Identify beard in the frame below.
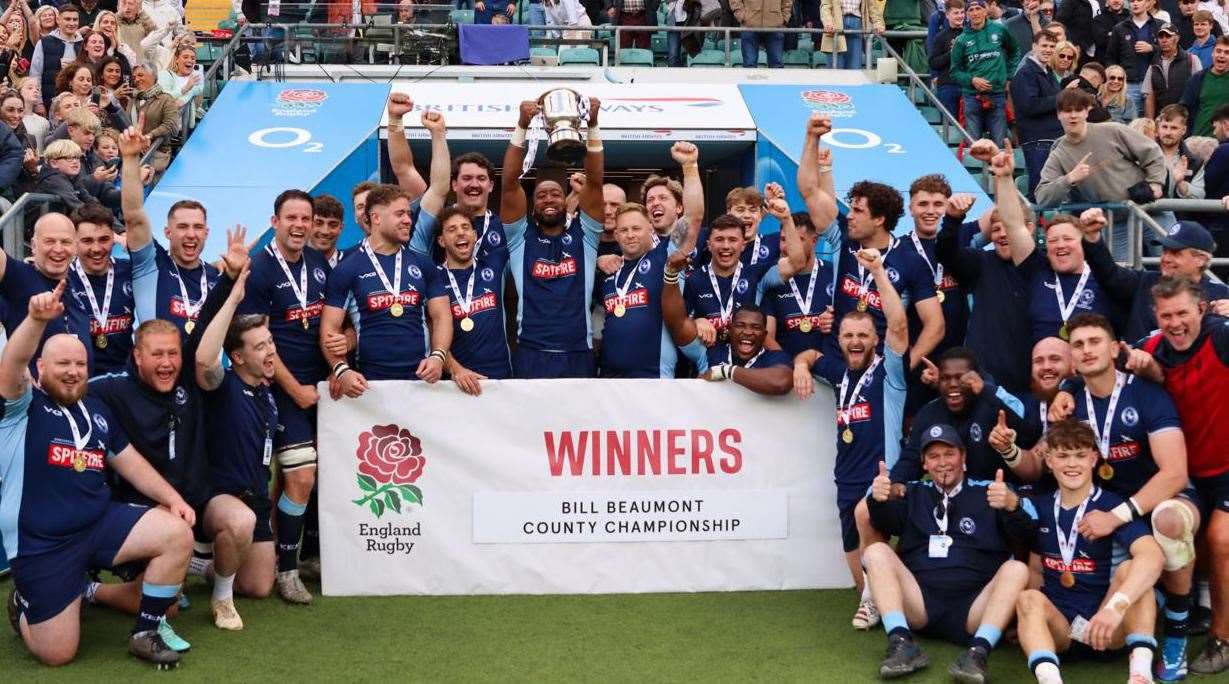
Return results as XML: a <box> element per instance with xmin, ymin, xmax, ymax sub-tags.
<box><xmin>43</xmin><ymin>377</ymin><xmax>85</xmax><ymax>406</ymax></box>
<box><xmin>533</xmin><ymin>208</ymin><xmax>567</xmax><ymax>230</ymax></box>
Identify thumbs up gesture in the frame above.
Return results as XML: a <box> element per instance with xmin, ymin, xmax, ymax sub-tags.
<box><xmin>871</xmin><ymin>461</ymin><xmax>892</xmax><ymax>502</ymax></box>
<box><xmin>986</xmin><ymin>469</ymin><xmax>1015</xmax><ymax>510</ymax></box>
<box><xmin>989</xmin><ymin>409</ymin><xmax>1017</xmax><ymax>455</ymax></box>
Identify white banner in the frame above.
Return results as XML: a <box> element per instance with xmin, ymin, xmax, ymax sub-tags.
<box><xmin>318</xmin><ymin>380</ymin><xmax>846</xmax><ymax>596</ymax></box>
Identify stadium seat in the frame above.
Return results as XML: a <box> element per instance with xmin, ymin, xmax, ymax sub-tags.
<box><xmin>811</xmin><ymin>52</ymin><xmax>829</xmax><ymax>67</ymax></box>
<box><xmin>783</xmin><ymin>50</ymin><xmax>810</xmax><ymax>68</ymax></box>
<box><xmin>559</xmin><ymin>47</ymin><xmax>601</xmax><ymax>65</ymax></box>
<box><xmin>651</xmin><ymin>32</ymin><xmax>668</xmax><ymax>58</ymax></box>
<box><xmin>918</xmin><ymin>106</ymin><xmax>942</xmax><ymax>125</ymax></box>
<box><xmin>716</xmin><ymin>38</ymin><xmax>740</xmax><ymax>55</ymax></box>
<box><xmin>688</xmin><ymin>49</ymin><xmax>727</xmax><ymax>67</ymax></box>
<box><xmin>1016</xmin><ymin>174</ymin><xmax>1030</xmax><ymax>196</ymax></box>
<box><xmin>1013</xmin><ymin>146</ymin><xmax>1026</xmax><ymax>168</ymax></box>
<box><xmin>618</xmin><ymin>48</ymin><xmax>655</xmax><ymax>66</ymax></box>
<box><xmin>701</xmin><ymin>37</ymin><xmax>716</xmax><ymax>51</ymax></box>
<box><xmin>962</xmin><ymin>154</ymin><xmax>984</xmax><ymax>171</ymax></box>
<box><xmin>450</xmin><ymin>9</ymin><xmax>475</xmax><ymax>23</ymax></box>
<box><xmin>797</xmin><ymin>36</ymin><xmax>814</xmax><ymax>53</ymax></box>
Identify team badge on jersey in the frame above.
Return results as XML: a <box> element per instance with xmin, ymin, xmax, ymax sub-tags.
<box><xmin>969</xmin><ymin>423</ymin><xmax>983</xmax><ymax>443</ymax></box>
<box><xmin>887</xmin><ymin>267</ymin><xmax>901</xmax><ymax>284</ymax></box>
<box><xmin>175</xmin><ymin>386</ymin><xmax>188</xmax><ymax>406</ymax></box>
<box><xmin>313</xmin><ymin>267</ymin><xmax>327</xmax><ymax>284</ymax></box>
<box><xmin>959</xmin><ymin>517</ymin><xmax>976</xmax><ymax>535</ymax></box>
<box><xmin>481</xmin><ymin>267</ymin><xmax>495</xmax><ymax>282</ymax></box>
<box><xmin>92</xmin><ymin>413</ymin><xmax>108</xmax><ymax>434</ymax></box>
<box><xmin>1121</xmin><ymin>407</ymin><xmax>1139</xmax><ymax>426</ymax></box>
<box><xmin>409</xmin><ymin>265</ymin><xmax>423</xmax><ymax>279</ymax></box>
<box><xmin>488</xmin><ymin>231</ymin><xmax>502</xmax><ymax>246</ymax></box>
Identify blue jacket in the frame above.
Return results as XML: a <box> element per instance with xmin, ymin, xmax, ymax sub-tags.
<box><xmin>1204</xmin><ymin>142</ymin><xmax>1229</xmax><ymax>231</ymax></box>
<box><xmin>1011</xmin><ymin>56</ymin><xmax>1064</xmax><ymax>143</ymax></box>
<box><xmin>0</xmin><ymin>123</ymin><xmax>25</xmax><ymax>196</ymax></box>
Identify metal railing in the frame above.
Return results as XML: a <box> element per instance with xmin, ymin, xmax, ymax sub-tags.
<box><xmin>0</xmin><ymin>193</ymin><xmax>58</xmax><ymax>260</ymax></box>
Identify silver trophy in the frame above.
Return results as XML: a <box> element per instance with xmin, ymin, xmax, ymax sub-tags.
<box><xmin>539</xmin><ymin>89</ymin><xmax>586</xmax><ymax>165</ymax></box>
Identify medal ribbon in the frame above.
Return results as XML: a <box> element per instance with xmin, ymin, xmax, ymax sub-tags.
<box><xmin>445</xmin><ymin>263</ymin><xmax>478</xmax><ymax>317</ymax></box>
<box><xmin>1084</xmin><ymin>371</ymin><xmax>1125</xmax><ymax>459</ymax></box>
<box><xmin>707</xmin><ymin>262</ymin><xmax>743</xmax><ymax>330</ymax></box>
<box><xmin>61</xmin><ymin>400</ymin><xmax>93</xmax><ymax>451</ymax></box>
<box><xmin>727</xmin><ymin>347</ymin><xmax>766</xmax><ymax>368</ymax></box>
<box><xmin>909</xmin><ymin>231</ymin><xmax>944</xmax><ymax>292</ymax></box>
<box><xmin>171</xmin><ymin>260</ymin><xmax>208</xmax><ymax>322</ymax></box>
<box><xmin>363</xmin><ymin>242</ymin><xmax>403</xmax><ymax>306</ymax></box>
<box><xmin>789</xmin><ymin>265</ymin><xmax>820</xmax><ymax>319</ymax></box>
<box><xmin>267</xmin><ymin>243</ymin><xmax>310</xmax><ymax>321</ymax></box>
<box><xmin>1053</xmin><ymin>487</ymin><xmax>1096</xmax><ymax>573</ymax></box>
<box><xmin>749</xmin><ymin>233</ymin><xmax>763</xmax><ymax>266</ymax></box>
<box><xmin>854</xmin><ymin>238</ymin><xmax>897</xmax><ymax>301</ymax></box>
<box><xmin>838</xmin><ymin>355</ymin><xmax>882</xmax><ymax>427</ymax></box>
<box><xmin>72</xmin><ymin>260</ymin><xmax>113</xmax><ymax>336</ymax></box>
<box><xmin>614</xmin><ymin>250</ymin><xmax>650</xmax><ymax>304</ymax></box>
<box><xmin>1053</xmin><ymin>263</ymin><xmax>1091</xmax><ymax>327</ymax></box>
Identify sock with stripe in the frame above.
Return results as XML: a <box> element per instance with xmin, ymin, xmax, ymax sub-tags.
<box><xmin>1028</xmin><ymin>650</ymin><xmax>1061</xmax><ymax>684</ymax></box>
<box><xmin>882</xmin><ymin>610</ymin><xmax>910</xmax><ymax>638</ymax></box>
<box><xmin>276</xmin><ymin>492</ymin><xmax>308</xmax><ymax>572</ymax></box>
<box><xmin>1126</xmin><ymin>633</ymin><xmax>1156</xmax><ymax>679</ymax></box>
<box><xmin>970</xmin><ymin>624</ymin><xmax>1001</xmax><ymax>651</ymax></box>
<box><xmin>134</xmin><ymin>582</ymin><xmax>179</xmax><ymax>634</ymax></box>
<box><xmin>1163</xmin><ymin>590</ymin><xmax>1190</xmax><ymax>637</ymax></box>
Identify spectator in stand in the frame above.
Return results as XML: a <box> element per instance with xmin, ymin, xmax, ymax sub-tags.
<box><xmin>158</xmin><ymin>44</ymin><xmax>200</xmax><ymax>130</ymax></box>
<box><xmin>16</xmin><ymin>82</ymin><xmax>47</xmax><ymax>151</ymax></box>
<box><xmin>0</xmin><ymin>87</ymin><xmax>29</xmax><ymax>195</ymax></box>
<box><xmin>95</xmin><ymin>55</ymin><xmax>132</xmax><ymax>111</ymax></box>
<box><xmin>76</xmin><ymin>29</ymin><xmax>131</xmax><ymax>77</ymax></box>
<box><xmin>950</xmin><ymin>0</ymin><xmax>1021</xmax><ymax>146</ymax></box>
<box><xmin>53</xmin><ymin>62</ymin><xmax>91</xmax><ymax>100</ymax></box>
<box><xmin>29</xmin><ymin>4</ymin><xmax>82</xmax><ymax>111</ymax></box>
<box><xmin>1201</xmin><ymin>104</ymin><xmax>1229</xmax><ymax>238</ymax></box>
<box><xmin>1101</xmin><ymin>63</ymin><xmax>1141</xmax><ymax>122</ymax></box>
<box><xmin>1042</xmin><ymin>17</ymin><xmax>1065</xmax><ymax>43</ymax></box>
<box><xmin>1143</xmin><ymin>22</ymin><xmax>1203</xmax><ymax>118</ymax></box>
<box><xmin>1189</xmin><ymin>9</ymin><xmax>1220</xmax><ymax>67</ymax></box>
<box><xmin>1052</xmin><ymin>40</ymin><xmax>1079</xmax><ymax>79</ymax></box>
<box><xmin>1129</xmin><ymin>114</ymin><xmax>1158</xmax><ymax>136</ymax></box>
<box><xmin>1156</xmin><ymin>103</ymin><xmax>1207</xmax><ymax>199</ymax></box>
<box><xmin>543</xmin><ymin>0</ymin><xmax>594</xmax><ymax>39</ymax></box>
<box><xmin>1063</xmin><ymin>61</ymin><xmax>1116</xmax><ymax>121</ymax></box>
<box><xmin>93</xmin><ymin>12</ymin><xmax>142</xmax><ymax>69</ymax></box>
<box><xmin>1004</xmin><ymin>0</ymin><xmax>1050</xmax><ymax>59</ymax></box>
<box><xmin>1178</xmin><ymin>1</ymin><xmax>1223</xmax><ymax>47</ymax></box>
<box><xmin>116</xmin><ymin>0</ymin><xmax>166</xmax><ymax>63</ymax></box>
<box><xmin>1181</xmin><ymin>35</ymin><xmax>1229</xmax><ymax>135</ymax></box>
<box><xmin>928</xmin><ymin>0</ymin><xmax>965</xmax><ymax>120</ymax></box>
<box><xmin>1106</xmin><ymin>0</ymin><xmax>1164</xmax><ymax>115</ymax></box>
<box><xmin>1013</xmin><ymin>29</ymin><xmax>1064</xmax><ymax>199</ymax></box>
<box><xmin>32</xmin><ymin>5</ymin><xmax>56</xmax><ymax>43</ymax></box>
<box><xmin>32</xmin><ymin>138</ymin><xmax>115</xmax><ymax>212</ymax></box>
<box><xmin>1</xmin><ymin>2</ymin><xmax>38</xmax><ymax>64</ymax></box>
<box><xmin>130</xmin><ymin>60</ymin><xmax>177</xmax><ymax>172</ymax></box>
<box><xmin>606</xmin><ymin>0</ymin><xmax>657</xmax><ymax>50</ymax></box>
<box><xmin>1</xmin><ymin>17</ymin><xmax>32</xmax><ymax>85</ymax></box>
<box><xmin>1055</xmin><ymin>0</ymin><xmax>1093</xmax><ymax>56</ymax></box>
<box><xmin>75</xmin><ymin>0</ymin><xmax>103</xmax><ymax>27</ymax></box>
<box><xmin>142</xmin><ymin>0</ymin><xmax>183</xmax><ymax>33</ymax></box>
<box><xmin>1093</xmin><ymin>0</ymin><xmax>1131</xmax><ymax>59</ymax></box>
<box><xmin>475</xmin><ymin>0</ymin><xmax>517</xmax><ymax>23</ymax></box>
<box><xmin>819</xmin><ymin>0</ymin><xmax>885</xmax><ymax>70</ymax></box>
<box><xmin>731</xmin><ymin>0</ymin><xmax>790</xmax><ymax>68</ymax></box>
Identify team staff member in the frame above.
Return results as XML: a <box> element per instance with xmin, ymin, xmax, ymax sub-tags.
<box><xmin>797</xmin><ymin>115</ymin><xmax>944</xmax><ymax>368</ymax></box>
<box><xmin>0</xmin><ymin>213</ymin><xmax>94</xmax><ymax>375</ymax></box>
<box><xmin>69</xmin><ymin>204</ymin><xmax>134</xmax><ymax>375</ymax></box>
<box><xmin>761</xmin><ymin>204</ymin><xmax>835</xmax><ymax>360</ymax></box>
<box><xmin>237</xmin><ymin>189</ymin><xmax>332</xmax><ymax>605</ymax></box>
<box><xmin>1047</xmin><ymin>313</ymin><xmax>1198</xmax><ymax>680</ymax></box>
<box><xmin>793</xmin><ymin>246</ymin><xmax>909</xmax><ymax>623</ymax></box>
<box><xmin>1133</xmin><ymin>277</ymin><xmax>1229</xmax><ymax>674</ymax></box>
<box><xmin>863</xmin><ymin>425</ymin><xmax>1035</xmax><ymax>682</ymax></box>
<box><xmin>1082</xmin><ymin>218</ymin><xmax>1229</xmax><ymax>342</ymax></box>
<box><xmin>1</xmin><ymin>282</ymin><xmax>195</xmax><ymax>667</ymax></box>
<box><xmin>322</xmin><ymin>184</ymin><xmax>453</xmax><ymax>394</ymax></box>
<box><xmin>684</xmin><ymin>214</ymin><xmax>762</xmax><ymax>363</ymax></box>
<box><xmin>310</xmin><ymin>194</ymin><xmax>347</xmax><ymax>267</ymax></box>
<box><xmin>1015</xmin><ymin>421</ymin><xmax>1165</xmax><ymax>684</ymax></box>
<box><xmin>499</xmin><ymin>99</ymin><xmax>605</xmax><ymax>378</ymax></box>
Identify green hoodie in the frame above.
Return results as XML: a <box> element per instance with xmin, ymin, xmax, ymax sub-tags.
<box><xmin>949</xmin><ymin>22</ymin><xmax>1022</xmax><ymax>95</ymax></box>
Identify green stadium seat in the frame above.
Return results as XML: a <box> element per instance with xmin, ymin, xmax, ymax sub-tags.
<box><xmin>449</xmin><ymin>9</ymin><xmax>475</xmax><ymax>24</ymax></box>
<box><xmin>701</xmin><ymin>37</ymin><xmax>716</xmax><ymax>51</ymax></box>
<box><xmin>688</xmin><ymin>49</ymin><xmax>727</xmax><ymax>67</ymax></box>
<box><xmin>716</xmin><ymin>38</ymin><xmax>740</xmax><ymax>54</ymax></box>
<box><xmin>530</xmin><ymin>47</ymin><xmax>558</xmax><ymax>62</ymax></box>
<box><xmin>618</xmin><ymin>48</ymin><xmax>655</xmax><ymax>66</ymax></box>
<box><xmin>783</xmin><ymin>49</ymin><xmax>810</xmax><ymax>68</ymax></box>
<box><xmin>1013</xmin><ymin>146</ymin><xmax>1026</xmax><ymax>168</ymax></box>
<box><xmin>797</xmin><ymin>36</ymin><xmax>814</xmax><ymax>53</ymax></box>
<box><xmin>756</xmin><ymin>49</ymin><xmax>767</xmax><ymax>66</ymax></box>
<box><xmin>811</xmin><ymin>51</ymin><xmax>829</xmax><ymax>67</ymax></box>
<box><xmin>1016</xmin><ymin>174</ymin><xmax>1030</xmax><ymax>196</ymax></box>
<box><xmin>918</xmin><ymin>106</ymin><xmax>942</xmax><ymax>124</ymax></box>
<box><xmin>559</xmin><ymin>47</ymin><xmax>601</xmax><ymax>65</ymax></box>
<box><xmin>963</xmin><ymin>154</ymin><xmax>984</xmax><ymax>170</ymax></box>
<box><xmin>651</xmin><ymin>32</ymin><xmax>668</xmax><ymax>57</ymax></box>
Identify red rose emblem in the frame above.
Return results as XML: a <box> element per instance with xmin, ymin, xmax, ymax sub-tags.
<box><xmin>356</xmin><ymin>424</ymin><xmax>425</xmax><ymax>484</ymax></box>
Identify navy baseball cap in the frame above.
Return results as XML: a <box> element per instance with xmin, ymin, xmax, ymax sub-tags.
<box><xmin>1158</xmin><ymin>221</ymin><xmax>1217</xmax><ymax>253</ymax></box>
<box><xmin>921</xmin><ymin>423</ymin><xmax>964</xmax><ymax>451</ymax></box>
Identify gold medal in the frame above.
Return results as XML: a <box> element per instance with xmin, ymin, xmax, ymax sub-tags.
<box><xmin>937</xmin><ymin>290</ymin><xmax>946</xmax><ymax>303</ymax></box>
<box><xmin>1059</xmin><ymin>323</ymin><xmax>1069</xmax><ymax>341</ymax></box>
<box><xmin>614</xmin><ymin>304</ymin><xmax>626</xmax><ymax>318</ymax></box>
<box><xmin>460</xmin><ymin>317</ymin><xmax>475</xmax><ymax>332</ymax></box>
<box><xmin>841</xmin><ymin>428</ymin><xmax>854</xmax><ymax>444</ymax></box>
<box><xmin>72</xmin><ymin>451</ymin><xmax>87</xmax><ymax>473</ymax></box>
<box><xmin>799</xmin><ymin>319</ymin><xmax>813</xmax><ymax>333</ymax></box>
<box><xmin>94</xmin><ymin>334</ymin><xmax>108</xmax><ymax>349</ymax></box>
<box><xmin>1060</xmin><ymin>569</ymin><xmax>1076</xmax><ymax>588</ymax></box>
<box><xmin>184</xmin><ymin>320</ymin><xmax>195</xmax><ymax>335</ymax></box>
<box><xmin>302</xmin><ymin>318</ymin><xmax>310</xmax><ymax>331</ymax></box>
<box><xmin>1098</xmin><ymin>462</ymin><xmax>1115</xmax><ymax>480</ymax></box>
<box><xmin>857</xmin><ymin>299</ymin><xmax>869</xmax><ymax>312</ymax></box>
<box><xmin>390</xmin><ymin>302</ymin><xmax>404</xmax><ymax>318</ymax></box>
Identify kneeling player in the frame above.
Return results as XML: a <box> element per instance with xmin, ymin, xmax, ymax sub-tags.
<box><xmin>863</xmin><ymin>424</ymin><xmax>1034</xmax><ymax>682</ymax></box>
<box><xmin>2</xmin><ymin>284</ymin><xmax>195</xmax><ymax>667</ymax></box>
<box><xmin>1016</xmin><ymin>420</ymin><xmax>1165</xmax><ymax>684</ymax></box>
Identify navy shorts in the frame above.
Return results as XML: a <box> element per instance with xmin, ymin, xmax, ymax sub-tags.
<box><xmin>11</xmin><ymin>502</ymin><xmax>149</xmax><ymax>624</ymax></box>
<box><xmin>513</xmin><ymin>348</ymin><xmax>595</xmax><ymax>379</ymax></box>
<box><xmin>1043</xmin><ymin>585</ymin><xmax>1102</xmax><ymax>627</ymax></box>
<box><xmin>1192</xmin><ymin>471</ymin><xmax>1229</xmax><ymax>519</ymax></box>
<box><xmin>919</xmin><ymin>581</ymin><xmax>978</xmax><ymax>644</ymax></box>
<box><xmin>215</xmin><ymin>489</ymin><xmax>274</xmax><ymax>543</ymax></box>
<box><xmin>836</xmin><ymin>484</ymin><xmax>868</xmax><ymax>553</ymax></box>
<box><xmin>272</xmin><ymin>384</ymin><xmax>317</xmax><ymax>451</ymax></box>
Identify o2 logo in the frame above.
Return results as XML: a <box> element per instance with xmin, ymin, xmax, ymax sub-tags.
<box><xmin>248</xmin><ymin>127</ymin><xmax>323</xmax><ymax>153</ymax></box>
<box><xmin>821</xmin><ymin>128</ymin><xmax>905</xmax><ymax>154</ymax></box>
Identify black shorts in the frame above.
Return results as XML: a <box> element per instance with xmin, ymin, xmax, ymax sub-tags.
<box><xmin>1192</xmin><ymin>471</ymin><xmax>1229</xmax><ymax>519</ymax></box>
<box><xmin>918</xmin><ymin>581</ymin><xmax>977</xmax><ymax>644</ymax></box>
<box><xmin>836</xmin><ymin>485</ymin><xmax>868</xmax><ymax>553</ymax></box>
<box><xmin>213</xmin><ymin>489</ymin><xmax>274</xmax><ymax>543</ymax></box>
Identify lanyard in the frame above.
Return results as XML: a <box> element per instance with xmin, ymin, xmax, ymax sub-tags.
<box><xmin>61</xmin><ymin>400</ymin><xmax>93</xmax><ymax>451</ymax></box>
<box><xmin>1084</xmin><ymin>371</ymin><xmax>1126</xmax><ymax>459</ymax></box>
<box><xmin>170</xmin><ymin>260</ymin><xmax>208</xmax><ymax>321</ymax></box>
<box><xmin>727</xmin><ymin>347</ymin><xmax>766</xmax><ymax>368</ymax></box>
<box><xmin>1054</xmin><ymin>263</ymin><xmax>1091</xmax><ymax>326</ymax></box>
<box><xmin>267</xmin><ymin>243</ymin><xmax>309</xmax><ymax>316</ymax></box>
<box><xmin>475</xmin><ymin>210</ymin><xmax>492</xmax><ymax>248</ymax></box>
<box><xmin>615</xmin><ymin>251</ymin><xmax>650</xmax><ymax>302</ymax></box>
<box><xmin>707</xmin><ymin>262</ymin><xmax>743</xmax><ymax>329</ymax></box>
<box><xmin>933</xmin><ymin>481</ymin><xmax>964</xmax><ymax>536</ymax></box>
<box><xmin>445</xmin><ymin>262</ymin><xmax>478</xmax><ymax>316</ymax></box>
<box><xmin>909</xmin><ymin>231</ymin><xmax>944</xmax><ymax>290</ymax></box>
<box><xmin>838</xmin><ymin>355</ymin><xmax>882</xmax><ymax>426</ymax></box>
<box><xmin>789</xmin><ymin>265</ymin><xmax>821</xmax><ymax>317</ymax></box>
<box><xmin>749</xmin><ymin>233</ymin><xmax>763</xmax><ymax>265</ymax></box>
<box><xmin>855</xmin><ymin>238</ymin><xmax>896</xmax><ymax>299</ymax></box>
<box><xmin>1040</xmin><ymin>400</ymin><xmax>1049</xmax><ymax>434</ymax></box>
<box><xmin>168</xmin><ymin>414</ymin><xmax>176</xmax><ymax>462</ymax></box>
<box><xmin>72</xmin><ymin>260</ymin><xmax>113</xmax><ymax>333</ymax></box>
<box><xmin>328</xmin><ymin>248</ymin><xmax>343</xmax><ymax>268</ymax></box>
<box><xmin>363</xmin><ymin>242</ymin><xmax>403</xmax><ymax>301</ymax></box>
<box><xmin>1053</xmin><ymin>487</ymin><xmax>1095</xmax><ymax>570</ymax></box>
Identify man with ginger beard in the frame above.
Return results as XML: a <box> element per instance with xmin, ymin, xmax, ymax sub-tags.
<box><xmin>0</xmin><ymin>212</ymin><xmax>94</xmax><ymax>376</ymax></box>
<box><xmin>988</xmin><ymin>336</ymin><xmax>1075</xmax><ymax>479</ymax></box>
<box><xmin>68</xmin><ymin>205</ymin><xmax>134</xmax><ymax>376</ymax></box>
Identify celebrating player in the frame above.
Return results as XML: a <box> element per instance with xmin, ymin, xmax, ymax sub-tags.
<box><xmin>69</xmin><ymin>205</ymin><xmax>135</xmax><ymax>375</ymax></box>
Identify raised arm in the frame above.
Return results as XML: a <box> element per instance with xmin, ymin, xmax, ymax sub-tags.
<box><xmin>0</xmin><ymin>280</ymin><xmax>62</xmax><ymax>399</ymax></box>
<box><xmin>797</xmin><ymin>114</ymin><xmax>839</xmax><ymax>233</ymax></box>
<box><xmin>662</xmin><ymin>250</ymin><xmax>698</xmax><ymax>345</ymax></box>
<box><xmin>578</xmin><ymin>97</ymin><xmax>604</xmax><ymax>222</ymax></box>
<box><xmin>860</xmin><ymin>248</ymin><xmax>908</xmax><ymax>355</ymax></box>
<box><xmin>119</xmin><ymin>116</ymin><xmax>152</xmax><ymax>251</ymax></box>
<box><xmin>671</xmin><ymin>141</ymin><xmax>704</xmax><ymax>254</ymax></box>
<box><xmin>989</xmin><ymin>141</ymin><xmax>1035</xmax><ymax>265</ymax></box>
<box><xmin>417</xmin><ymin>110</ymin><xmax>450</xmax><ymax>218</ymax></box>
<box><xmin>386</xmin><ymin>93</ymin><xmax>427</xmax><ymax>201</ymax></box>
<box><xmin>499</xmin><ymin>101</ymin><xmax>538</xmax><ymax>224</ymax></box>
<box><xmin>194</xmin><ymin>229</ymin><xmax>250</xmax><ymax>391</ymax></box>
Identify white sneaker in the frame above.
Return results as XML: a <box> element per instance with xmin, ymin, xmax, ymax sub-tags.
<box><xmin>852</xmin><ymin>597</ymin><xmax>880</xmax><ymax>630</ymax></box>
<box><xmin>211</xmin><ymin>598</ymin><xmax>244</xmax><ymax>631</ymax></box>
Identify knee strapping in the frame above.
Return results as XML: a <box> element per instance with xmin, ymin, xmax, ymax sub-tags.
<box><xmin>1153</xmin><ymin>499</ymin><xmax>1196</xmax><ymax>572</ymax></box>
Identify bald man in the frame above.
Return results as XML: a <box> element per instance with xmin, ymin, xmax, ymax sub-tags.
<box><xmin>0</xmin><ymin>213</ymin><xmax>94</xmax><ymax>376</ymax></box>
<box><xmin>1</xmin><ymin>283</ymin><xmax>195</xmax><ymax>667</ymax></box>
<box><xmin>986</xmin><ymin>336</ymin><xmax>1073</xmax><ymax>473</ymax></box>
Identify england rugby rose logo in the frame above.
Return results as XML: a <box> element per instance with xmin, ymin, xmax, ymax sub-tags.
<box><xmin>352</xmin><ymin>424</ymin><xmax>425</xmax><ymax>518</ymax></box>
